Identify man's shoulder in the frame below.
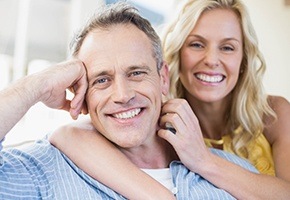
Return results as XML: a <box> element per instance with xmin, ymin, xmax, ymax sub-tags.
<box><xmin>0</xmin><ymin>138</ymin><xmax>60</xmax><ymax>169</ymax></box>
<box><xmin>0</xmin><ymin>138</ymin><xmax>60</xmax><ymax>198</ymax></box>
<box><xmin>0</xmin><ymin>138</ymin><xmax>125</xmax><ymax>199</ymax></box>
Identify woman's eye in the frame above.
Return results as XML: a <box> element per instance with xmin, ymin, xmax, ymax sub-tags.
<box><xmin>189</xmin><ymin>42</ymin><xmax>203</xmax><ymax>48</ymax></box>
<box><xmin>221</xmin><ymin>46</ymin><xmax>234</xmax><ymax>51</ymax></box>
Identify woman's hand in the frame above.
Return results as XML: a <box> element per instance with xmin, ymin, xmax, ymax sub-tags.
<box><xmin>158</xmin><ymin>98</ymin><xmax>211</xmax><ymax>172</ymax></box>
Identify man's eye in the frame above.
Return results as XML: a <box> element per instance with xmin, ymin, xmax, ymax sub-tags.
<box><xmin>98</xmin><ymin>78</ymin><xmax>108</xmax><ymax>83</ymax></box>
<box><xmin>129</xmin><ymin>71</ymin><xmax>146</xmax><ymax>77</ymax></box>
<box><xmin>93</xmin><ymin>77</ymin><xmax>109</xmax><ymax>85</ymax></box>
<box><xmin>91</xmin><ymin>77</ymin><xmax>111</xmax><ymax>89</ymax></box>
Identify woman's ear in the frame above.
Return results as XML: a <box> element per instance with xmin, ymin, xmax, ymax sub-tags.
<box><xmin>159</xmin><ymin>61</ymin><xmax>170</xmax><ymax>96</ymax></box>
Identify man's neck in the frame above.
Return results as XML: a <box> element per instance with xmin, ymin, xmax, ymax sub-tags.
<box><xmin>119</xmin><ymin>137</ymin><xmax>178</xmax><ymax>169</ymax></box>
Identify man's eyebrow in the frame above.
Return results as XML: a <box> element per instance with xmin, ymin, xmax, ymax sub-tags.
<box><xmin>88</xmin><ymin>65</ymin><xmax>152</xmax><ymax>79</ymax></box>
<box><xmin>88</xmin><ymin>69</ymin><xmax>112</xmax><ymax>81</ymax></box>
<box><xmin>127</xmin><ymin>65</ymin><xmax>152</xmax><ymax>72</ymax></box>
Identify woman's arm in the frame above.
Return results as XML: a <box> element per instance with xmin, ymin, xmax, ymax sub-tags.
<box><xmin>203</xmin><ymin>96</ymin><xmax>290</xmax><ymax>199</ymax></box>
<box><xmin>158</xmin><ymin>98</ymin><xmax>290</xmax><ymax>199</ymax></box>
<box><xmin>49</xmin><ymin>119</ymin><xmax>175</xmax><ymax>200</ymax></box>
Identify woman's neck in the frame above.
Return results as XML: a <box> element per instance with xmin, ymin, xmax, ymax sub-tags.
<box><xmin>186</xmin><ymin>94</ymin><xmax>231</xmax><ymax>140</ymax></box>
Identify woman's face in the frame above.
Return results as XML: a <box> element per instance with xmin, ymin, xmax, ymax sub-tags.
<box><xmin>179</xmin><ymin>9</ymin><xmax>243</xmax><ymax>103</ymax></box>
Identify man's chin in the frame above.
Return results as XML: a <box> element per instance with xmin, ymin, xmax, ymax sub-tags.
<box><xmin>111</xmin><ymin>136</ymin><xmax>144</xmax><ymax>149</ymax></box>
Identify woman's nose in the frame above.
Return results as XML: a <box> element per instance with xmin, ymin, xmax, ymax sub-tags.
<box><xmin>204</xmin><ymin>48</ymin><xmax>220</xmax><ymax>68</ymax></box>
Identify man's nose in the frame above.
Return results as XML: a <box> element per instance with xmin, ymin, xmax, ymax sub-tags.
<box><xmin>111</xmin><ymin>78</ymin><xmax>135</xmax><ymax>104</ymax></box>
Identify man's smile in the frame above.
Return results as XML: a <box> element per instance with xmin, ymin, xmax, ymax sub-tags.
<box><xmin>111</xmin><ymin>108</ymin><xmax>142</xmax><ymax>119</ymax></box>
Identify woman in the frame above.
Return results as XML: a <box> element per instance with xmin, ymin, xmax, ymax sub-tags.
<box><xmin>50</xmin><ymin>0</ymin><xmax>290</xmax><ymax>199</ymax></box>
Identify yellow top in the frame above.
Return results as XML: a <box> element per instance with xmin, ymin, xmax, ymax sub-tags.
<box><xmin>204</xmin><ymin>128</ymin><xmax>275</xmax><ymax>176</ymax></box>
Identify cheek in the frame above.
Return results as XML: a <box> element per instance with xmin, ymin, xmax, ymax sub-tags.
<box><xmin>226</xmin><ymin>60</ymin><xmax>242</xmax><ymax>90</ymax></box>
<box><xmin>139</xmin><ymin>85</ymin><xmax>161</xmax><ymax>106</ymax></box>
<box><xmin>142</xmin><ymin>75</ymin><xmax>163</xmax><ymax>92</ymax></box>
<box><xmin>179</xmin><ymin>54</ymin><xmax>196</xmax><ymax>83</ymax></box>
<box><xmin>180</xmin><ymin>50</ymin><xmax>198</xmax><ymax>73</ymax></box>
<box><xmin>137</xmin><ymin>79</ymin><xmax>162</xmax><ymax>108</ymax></box>
<box><xmin>227</xmin><ymin>58</ymin><xmax>242</xmax><ymax>76</ymax></box>
<box><xmin>86</xmin><ymin>89</ymin><xmax>102</xmax><ymax>113</ymax></box>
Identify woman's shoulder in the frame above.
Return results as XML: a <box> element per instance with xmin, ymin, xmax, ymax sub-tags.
<box><xmin>266</xmin><ymin>95</ymin><xmax>289</xmax><ymax>123</ymax></box>
<box><xmin>264</xmin><ymin>95</ymin><xmax>290</xmax><ymax>143</ymax></box>
<box><xmin>267</xmin><ymin>95</ymin><xmax>289</xmax><ymax>108</ymax></box>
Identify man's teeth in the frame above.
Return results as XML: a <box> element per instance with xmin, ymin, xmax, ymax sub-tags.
<box><xmin>196</xmin><ymin>74</ymin><xmax>223</xmax><ymax>83</ymax></box>
<box><xmin>113</xmin><ymin>108</ymin><xmax>141</xmax><ymax>119</ymax></box>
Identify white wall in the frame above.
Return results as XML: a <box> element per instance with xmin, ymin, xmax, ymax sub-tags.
<box><xmin>242</xmin><ymin>0</ymin><xmax>290</xmax><ymax>100</ymax></box>
<box><xmin>2</xmin><ymin>0</ymin><xmax>105</xmax><ymax>147</ymax></box>
<box><xmin>2</xmin><ymin>0</ymin><xmax>289</xmax><ymax>146</ymax></box>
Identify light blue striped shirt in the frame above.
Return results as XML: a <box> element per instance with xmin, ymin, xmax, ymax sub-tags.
<box><xmin>0</xmin><ymin>138</ymin><xmax>258</xmax><ymax>199</ymax></box>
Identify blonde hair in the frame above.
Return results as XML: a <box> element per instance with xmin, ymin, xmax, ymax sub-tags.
<box><xmin>161</xmin><ymin>0</ymin><xmax>276</xmax><ymax>157</ymax></box>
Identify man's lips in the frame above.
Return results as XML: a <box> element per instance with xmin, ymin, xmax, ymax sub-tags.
<box><xmin>110</xmin><ymin>108</ymin><xmax>142</xmax><ymax>119</ymax></box>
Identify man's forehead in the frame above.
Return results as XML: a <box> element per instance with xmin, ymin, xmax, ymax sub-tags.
<box><xmin>78</xmin><ymin>24</ymin><xmax>157</xmax><ymax>75</ymax></box>
<box><xmin>82</xmin><ymin>24</ymin><xmax>149</xmax><ymax>47</ymax></box>
<box><xmin>80</xmin><ymin>25</ymin><xmax>152</xmax><ymax>53</ymax></box>
<box><xmin>88</xmin><ymin>64</ymin><xmax>152</xmax><ymax>77</ymax></box>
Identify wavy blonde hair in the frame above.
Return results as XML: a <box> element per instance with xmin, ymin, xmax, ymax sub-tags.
<box><xmin>161</xmin><ymin>0</ymin><xmax>276</xmax><ymax>157</ymax></box>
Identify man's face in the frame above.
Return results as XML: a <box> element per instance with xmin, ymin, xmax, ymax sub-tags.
<box><xmin>77</xmin><ymin>24</ymin><xmax>169</xmax><ymax>148</ymax></box>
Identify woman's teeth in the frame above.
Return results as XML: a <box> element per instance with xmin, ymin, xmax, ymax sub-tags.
<box><xmin>196</xmin><ymin>73</ymin><xmax>223</xmax><ymax>83</ymax></box>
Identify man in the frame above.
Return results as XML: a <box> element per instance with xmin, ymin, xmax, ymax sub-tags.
<box><xmin>0</xmin><ymin>2</ymin><xmax>257</xmax><ymax>199</ymax></box>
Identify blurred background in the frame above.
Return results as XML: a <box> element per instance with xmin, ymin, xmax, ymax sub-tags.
<box><xmin>1</xmin><ymin>0</ymin><xmax>289</xmax><ymax>146</ymax></box>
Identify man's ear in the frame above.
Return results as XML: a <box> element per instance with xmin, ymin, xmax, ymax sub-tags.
<box><xmin>159</xmin><ymin>61</ymin><xmax>170</xmax><ymax>96</ymax></box>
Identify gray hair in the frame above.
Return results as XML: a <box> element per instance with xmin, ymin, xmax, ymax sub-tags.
<box><xmin>69</xmin><ymin>1</ymin><xmax>163</xmax><ymax>71</ymax></box>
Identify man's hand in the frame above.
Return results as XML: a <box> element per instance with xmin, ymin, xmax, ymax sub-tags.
<box><xmin>0</xmin><ymin>59</ymin><xmax>89</xmax><ymax>138</ymax></box>
<box><xmin>38</xmin><ymin>59</ymin><xmax>88</xmax><ymax>119</ymax></box>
